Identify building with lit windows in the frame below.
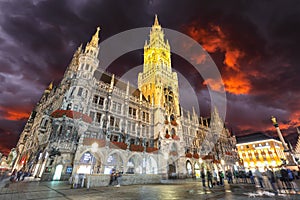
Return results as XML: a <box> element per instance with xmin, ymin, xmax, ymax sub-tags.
<box><xmin>13</xmin><ymin>16</ymin><xmax>238</xmax><ymax>184</ymax></box>
<box><xmin>236</xmin><ymin>133</ymin><xmax>286</xmax><ymax>171</ymax></box>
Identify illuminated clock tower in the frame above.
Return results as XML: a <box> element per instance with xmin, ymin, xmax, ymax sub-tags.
<box><xmin>138</xmin><ymin>15</ymin><xmax>180</xmax><ymax>140</ymax></box>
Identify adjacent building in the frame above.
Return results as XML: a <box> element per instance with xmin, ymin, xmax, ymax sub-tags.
<box><xmin>293</xmin><ymin>128</ymin><xmax>300</xmax><ymax>162</ymax></box>
<box><xmin>13</xmin><ymin>16</ymin><xmax>238</xmax><ymax>182</ymax></box>
<box><xmin>236</xmin><ymin>133</ymin><xmax>286</xmax><ymax>171</ymax></box>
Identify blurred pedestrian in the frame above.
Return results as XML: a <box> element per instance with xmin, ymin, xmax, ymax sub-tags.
<box><xmin>248</xmin><ymin>170</ymin><xmax>255</xmax><ymax>184</ymax></box>
<box><xmin>218</xmin><ymin>171</ymin><xmax>224</xmax><ymax>186</ymax></box>
<box><xmin>226</xmin><ymin>170</ymin><xmax>233</xmax><ymax>184</ymax></box>
<box><xmin>280</xmin><ymin>166</ymin><xmax>291</xmax><ymax>189</ymax></box>
<box><xmin>114</xmin><ymin>170</ymin><xmax>122</xmax><ymax>187</ymax></box>
<box><xmin>16</xmin><ymin>169</ymin><xmax>23</xmax><ymax>182</ymax></box>
<box><xmin>213</xmin><ymin>170</ymin><xmax>218</xmax><ymax>185</ymax></box>
<box><xmin>266</xmin><ymin>167</ymin><xmax>278</xmax><ymax>194</ymax></box>
<box><xmin>207</xmin><ymin>170</ymin><xmax>213</xmax><ymax>188</ymax></box>
<box><xmin>109</xmin><ymin>168</ymin><xmax>116</xmax><ymax>186</ymax></box>
<box><xmin>201</xmin><ymin>169</ymin><xmax>206</xmax><ymax>187</ymax></box>
<box><xmin>254</xmin><ymin>167</ymin><xmax>264</xmax><ymax>188</ymax></box>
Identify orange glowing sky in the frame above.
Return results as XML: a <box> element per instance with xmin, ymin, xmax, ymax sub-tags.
<box><xmin>0</xmin><ymin>106</ymin><xmax>30</xmax><ymax>121</ymax></box>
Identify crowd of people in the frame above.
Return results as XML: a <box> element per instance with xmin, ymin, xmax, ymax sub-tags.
<box><xmin>234</xmin><ymin>166</ymin><xmax>299</xmax><ymax>194</ymax></box>
<box><xmin>198</xmin><ymin>166</ymin><xmax>300</xmax><ymax>194</ymax></box>
<box><xmin>200</xmin><ymin>169</ymin><xmax>230</xmax><ymax>188</ymax></box>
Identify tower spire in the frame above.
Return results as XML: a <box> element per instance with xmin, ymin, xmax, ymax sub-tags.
<box><xmin>89</xmin><ymin>27</ymin><xmax>100</xmax><ymax>47</ymax></box>
<box><xmin>154</xmin><ymin>14</ymin><xmax>160</xmax><ymax>26</ymax></box>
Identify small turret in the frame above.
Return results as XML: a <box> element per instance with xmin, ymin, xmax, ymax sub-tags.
<box><xmin>77</xmin><ymin>27</ymin><xmax>101</xmax><ymax>79</ymax></box>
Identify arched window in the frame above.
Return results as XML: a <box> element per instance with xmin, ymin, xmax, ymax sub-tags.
<box><xmin>170</xmin><ymin>114</ymin><xmax>175</xmax><ymax>121</ymax></box>
<box><xmin>171</xmin><ymin>128</ymin><xmax>176</xmax><ymax>136</ymax></box>
<box><xmin>186</xmin><ymin>161</ymin><xmax>192</xmax><ymax>175</ymax></box>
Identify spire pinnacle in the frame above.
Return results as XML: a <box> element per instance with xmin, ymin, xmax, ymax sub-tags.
<box><xmin>154</xmin><ymin>14</ymin><xmax>160</xmax><ymax>26</ymax></box>
<box><xmin>44</xmin><ymin>82</ymin><xmax>53</xmax><ymax>94</ymax></box>
<box><xmin>48</xmin><ymin>81</ymin><xmax>53</xmax><ymax>90</ymax></box>
<box><xmin>89</xmin><ymin>27</ymin><xmax>100</xmax><ymax>47</ymax></box>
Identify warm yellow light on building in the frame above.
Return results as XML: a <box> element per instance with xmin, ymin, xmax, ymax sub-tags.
<box><xmin>236</xmin><ymin>138</ymin><xmax>286</xmax><ymax>170</ymax></box>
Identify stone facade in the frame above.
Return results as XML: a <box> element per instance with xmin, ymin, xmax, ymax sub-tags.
<box><xmin>13</xmin><ymin>16</ymin><xmax>238</xmax><ymax>184</ymax></box>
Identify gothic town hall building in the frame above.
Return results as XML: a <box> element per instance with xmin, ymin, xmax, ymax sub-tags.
<box><xmin>13</xmin><ymin>16</ymin><xmax>238</xmax><ymax>184</ymax></box>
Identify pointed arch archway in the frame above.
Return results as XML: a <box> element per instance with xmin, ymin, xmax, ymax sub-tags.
<box><xmin>145</xmin><ymin>155</ymin><xmax>158</xmax><ymax>174</ymax></box>
<box><xmin>186</xmin><ymin>160</ymin><xmax>193</xmax><ymax>177</ymax></box>
<box><xmin>126</xmin><ymin>154</ymin><xmax>142</xmax><ymax>174</ymax></box>
<box><xmin>104</xmin><ymin>151</ymin><xmax>124</xmax><ymax>174</ymax></box>
<box><xmin>76</xmin><ymin>151</ymin><xmax>99</xmax><ymax>174</ymax></box>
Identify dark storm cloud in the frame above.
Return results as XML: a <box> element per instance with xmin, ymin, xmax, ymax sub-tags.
<box><xmin>1</xmin><ymin>0</ymin><xmax>300</xmax><ymax>154</ymax></box>
<box><xmin>185</xmin><ymin>1</ymin><xmax>300</xmax><ymax>137</ymax></box>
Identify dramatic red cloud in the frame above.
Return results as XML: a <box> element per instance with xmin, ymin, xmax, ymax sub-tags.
<box><xmin>236</xmin><ymin>112</ymin><xmax>300</xmax><ymax>138</ymax></box>
<box><xmin>186</xmin><ymin>23</ymin><xmax>251</xmax><ymax>95</ymax></box>
<box><xmin>224</xmin><ymin>50</ymin><xmax>244</xmax><ymax>72</ymax></box>
<box><xmin>223</xmin><ymin>73</ymin><xmax>251</xmax><ymax>95</ymax></box>
<box><xmin>188</xmin><ymin>25</ymin><xmax>224</xmax><ymax>52</ymax></box>
<box><xmin>289</xmin><ymin>112</ymin><xmax>300</xmax><ymax>126</ymax></box>
<box><xmin>0</xmin><ymin>106</ymin><xmax>30</xmax><ymax>121</ymax></box>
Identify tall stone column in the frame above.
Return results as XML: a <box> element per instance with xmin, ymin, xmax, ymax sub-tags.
<box><xmin>271</xmin><ymin>116</ymin><xmax>296</xmax><ymax>165</ymax></box>
<box><xmin>271</xmin><ymin>116</ymin><xmax>289</xmax><ymax>150</ymax></box>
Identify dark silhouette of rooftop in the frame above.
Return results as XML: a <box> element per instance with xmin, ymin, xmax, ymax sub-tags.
<box><xmin>236</xmin><ymin>132</ymin><xmax>276</xmax><ymax>144</ymax></box>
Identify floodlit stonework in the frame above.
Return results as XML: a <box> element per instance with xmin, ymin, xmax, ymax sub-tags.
<box><xmin>13</xmin><ymin>16</ymin><xmax>238</xmax><ymax>183</ymax></box>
